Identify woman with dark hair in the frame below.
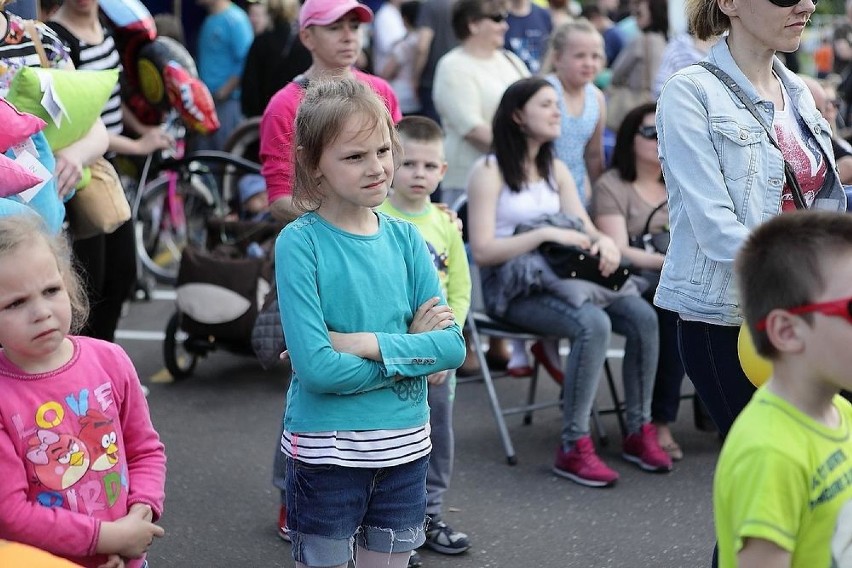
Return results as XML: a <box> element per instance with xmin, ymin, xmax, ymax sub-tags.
<box><xmin>592</xmin><ymin>102</ymin><xmax>686</xmax><ymax>461</ymax></box>
<box><xmin>468</xmin><ymin>77</ymin><xmax>671</xmax><ymax>488</ymax></box>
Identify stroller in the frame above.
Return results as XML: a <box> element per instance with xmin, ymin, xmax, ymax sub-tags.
<box><xmin>163</xmin><ymin>217</ymin><xmax>282</xmax><ymax>379</ymax></box>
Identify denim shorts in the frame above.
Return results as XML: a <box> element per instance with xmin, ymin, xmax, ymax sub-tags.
<box><xmin>285</xmin><ymin>455</ymin><xmax>429</xmax><ymax>566</ymax></box>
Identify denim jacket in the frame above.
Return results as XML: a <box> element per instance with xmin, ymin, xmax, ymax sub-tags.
<box><xmin>654</xmin><ymin>39</ymin><xmax>846</xmax><ymax>326</ymax></box>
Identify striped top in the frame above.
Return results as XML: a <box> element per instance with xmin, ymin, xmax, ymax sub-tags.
<box><xmin>47</xmin><ymin>21</ymin><xmax>123</xmax><ymax>135</ymax></box>
<box><xmin>280</xmin><ymin>424</ymin><xmax>432</xmax><ymax>468</ymax></box>
<box><xmin>75</xmin><ymin>33</ymin><xmax>122</xmax><ymax>134</ymax></box>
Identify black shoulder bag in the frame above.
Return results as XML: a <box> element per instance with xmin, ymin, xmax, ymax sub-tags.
<box><xmin>696</xmin><ymin>61</ymin><xmax>809</xmax><ymax>210</ymax></box>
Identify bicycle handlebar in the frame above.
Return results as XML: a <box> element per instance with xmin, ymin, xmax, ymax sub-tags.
<box><xmin>159</xmin><ymin>150</ymin><xmax>262</xmax><ymax>174</ymax></box>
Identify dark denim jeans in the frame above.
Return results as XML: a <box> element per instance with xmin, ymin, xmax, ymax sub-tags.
<box><xmin>651</xmin><ymin>307</ymin><xmax>686</xmax><ymax>423</ymax></box>
<box><xmin>676</xmin><ymin>319</ymin><xmax>756</xmax><ymax>437</ymax></box>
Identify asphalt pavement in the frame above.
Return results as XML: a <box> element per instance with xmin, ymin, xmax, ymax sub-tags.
<box><xmin>118</xmin><ymin>289</ymin><xmax>719</xmax><ymax>568</ymax></box>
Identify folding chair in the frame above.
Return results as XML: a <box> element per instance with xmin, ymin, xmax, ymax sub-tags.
<box><xmin>465</xmin><ymin>264</ymin><xmax>625</xmax><ymax>465</ymax></box>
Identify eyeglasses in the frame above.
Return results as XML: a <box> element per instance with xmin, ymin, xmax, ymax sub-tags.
<box><xmin>767</xmin><ymin>0</ymin><xmax>817</xmax><ymax>7</ymax></box>
<box><xmin>636</xmin><ymin>125</ymin><xmax>657</xmax><ymax>140</ymax></box>
<box><xmin>482</xmin><ymin>12</ymin><xmax>508</xmax><ymax>23</ymax></box>
<box><xmin>755</xmin><ymin>296</ymin><xmax>852</xmax><ymax>331</ymax></box>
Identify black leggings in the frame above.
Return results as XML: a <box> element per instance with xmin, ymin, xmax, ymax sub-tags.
<box><xmin>72</xmin><ymin>220</ymin><xmax>136</xmax><ymax>342</ymax></box>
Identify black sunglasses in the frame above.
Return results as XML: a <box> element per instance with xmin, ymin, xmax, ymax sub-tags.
<box><xmin>482</xmin><ymin>12</ymin><xmax>508</xmax><ymax>23</ymax></box>
<box><xmin>637</xmin><ymin>125</ymin><xmax>657</xmax><ymax>140</ymax></box>
<box><xmin>767</xmin><ymin>0</ymin><xmax>817</xmax><ymax>7</ymax></box>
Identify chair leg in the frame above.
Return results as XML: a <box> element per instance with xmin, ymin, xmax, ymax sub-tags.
<box><xmin>590</xmin><ymin>402</ymin><xmax>609</xmax><ymax>446</ymax></box>
<box><xmin>523</xmin><ymin>362</ymin><xmax>541</xmax><ymax>425</ymax></box>
<box><xmin>469</xmin><ymin>319</ymin><xmax>518</xmax><ymax>465</ymax></box>
<box><xmin>604</xmin><ymin>360</ymin><xmax>627</xmax><ymax>438</ymax></box>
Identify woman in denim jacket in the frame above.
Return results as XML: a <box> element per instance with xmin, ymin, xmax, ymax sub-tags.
<box><xmin>655</xmin><ymin>0</ymin><xmax>846</xmax><ymax>438</ymax></box>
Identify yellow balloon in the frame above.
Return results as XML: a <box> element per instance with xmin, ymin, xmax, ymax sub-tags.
<box><xmin>737</xmin><ymin>325</ymin><xmax>772</xmax><ymax>387</ymax></box>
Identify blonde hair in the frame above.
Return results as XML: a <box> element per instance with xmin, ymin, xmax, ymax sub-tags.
<box><xmin>0</xmin><ymin>214</ymin><xmax>88</xmax><ymax>333</ymax></box>
<box><xmin>267</xmin><ymin>0</ymin><xmax>298</xmax><ymax>25</ymax></box>
<box><xmin>686</xmin><ymin>0</ymin><xmax>729</xmax><ymax>41</ymax></box>
<box><xmin>542</xmin><ymin>18</ymin><xmax>603</xmax><ymax>72</ymax></box>
<box><xmin>292</xmin><ymin>79</ymin><xmax>402</xmax><ymax>213</ymax></box>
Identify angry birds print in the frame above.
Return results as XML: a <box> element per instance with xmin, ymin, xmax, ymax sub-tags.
<box><xmin>78</xmin><ymin>410</ymin><xmax>119</xmax><ymax>472</ymax></box>
<box><xmin>26</xmin><ymin>430</ymin><xmax>90</xmax><ymax>491</ymax></box>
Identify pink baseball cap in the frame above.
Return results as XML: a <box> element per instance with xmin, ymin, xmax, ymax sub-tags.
<box><xmin>299</xmin><ymin>0</ymin><xmax>374</xmax><ymax>29</ymax></box>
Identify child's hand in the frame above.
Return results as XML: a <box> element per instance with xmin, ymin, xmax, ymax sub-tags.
<box><xmin>427</xmin><ymin>370</ymin><xmax>448</xmax><ymax>385</ymax></box>
<box><xmin>98</xmin><ymin>505</ymin><xmax>165</xmax><ymax>558</ymax></box>
<box><xmin>97</xmin><ymin>554</ymin><xmax>125</xmax><ymax>568</ymax></box>
<box><xmin>434</xmin><ymin>202</ymin><xmax>464</xmax><ymax>233</ymax></box>
<box><xmin>409</xmin><ymin>297</ymin><xmax>455</xmax><ymax>334</ymax></box>
<box><xmin>128</xmin><ymin>503</ymin><xmax>154</xmax><ymax>523</ymax></box>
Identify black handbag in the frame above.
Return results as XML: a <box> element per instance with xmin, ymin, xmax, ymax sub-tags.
<box><xmin>628</xmin><ymin>201</ymin><xmax>670</xmax><ymax>254</ymax></box>
<box><xmin>539</xmin><ymin>242</ymin><xmax>632</xmax><ymax>291</ymax></box>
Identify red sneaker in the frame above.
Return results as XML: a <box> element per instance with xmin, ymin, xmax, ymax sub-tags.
<box><xmin>278</xmin><ymin>504</ymin><xmax>291</xmax><ymax>542</ymax></box>
<box><xmin>552</xmin><ymin>436</ymin><xmax>619</xmax><ymax>487</ymax></box>
<box><xmin>622</xmin><ymin>423</ymin><xmax>674</xmax><ymax>472</ymax></box>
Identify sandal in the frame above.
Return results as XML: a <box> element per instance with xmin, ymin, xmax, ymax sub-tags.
<box><xmin>660</xmin><ymin>441</ymin><xmax>684</xmax><ymax>461</ymax></box>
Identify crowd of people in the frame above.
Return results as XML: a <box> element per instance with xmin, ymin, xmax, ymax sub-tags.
<box><xmin>2</xmin><ymin>0</ymin><xmax>852</xmax><ymax>566</ymax></box>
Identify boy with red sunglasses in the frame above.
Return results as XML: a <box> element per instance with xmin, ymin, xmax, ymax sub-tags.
<box><xmin>715</xmin><ymin>210</ymin><xmax>852</xmax><ymax>568</ymax></box>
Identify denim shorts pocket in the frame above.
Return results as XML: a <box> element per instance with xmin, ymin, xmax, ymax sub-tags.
<box><xmin>711</xmin><ymin>120</ymin><xmax>763</xmax><ymax>182</ymax></box>
<box><xmin>291</xmin><ymin>460</ymin><xmax>335</xmax><ymax>473</ymax></box>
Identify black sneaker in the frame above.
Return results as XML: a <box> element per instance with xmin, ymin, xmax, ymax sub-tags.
<box><xmin>407</xmin><ymin>550</ymin><xmax>423</xmax><ymax>567</ymax></box>
<box><xmin>422</xmin><ymin>518</ymin><xmax>470</xmax><ymax>555</ymax></box>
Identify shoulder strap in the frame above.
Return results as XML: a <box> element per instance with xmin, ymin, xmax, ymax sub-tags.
<box><xmin>44</xmin><ymin>20</ymin><xmax>82</xmax><ymax>68</ymax></box>
<box><xmin>642</xmin><ymin>200</ymin><xmax>667</xmax><ymax>236</ymax></box>
<box><xmin>292</xmin><ymin>74</ymin><xmax>309</xmax><ymax>89</ymax></box>
<box><xmin>695</xmin><ymin>61</ymin><xmax>808</xmax><ymax>210</ymax></box>
<box><xmin>24</xmin><ymin>21</ymin><xmax>49</xmax><ymax>68</ymax></box>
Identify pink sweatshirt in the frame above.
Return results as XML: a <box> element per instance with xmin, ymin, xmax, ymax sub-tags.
<box><xmin>259</xmin><ymin>69</ymin><xmax>402</xmax><ymax>203</ymax></box>
<box><xmin>0</xmin><ymin>336</ymin><xmax>166</xmax><ymax>568</ymax></box>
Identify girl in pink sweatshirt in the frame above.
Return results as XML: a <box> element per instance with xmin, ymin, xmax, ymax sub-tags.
<box><xmin>0</xmin><ymin>214</ymin><xmax>166</xmax><ymax>568</ymax></box>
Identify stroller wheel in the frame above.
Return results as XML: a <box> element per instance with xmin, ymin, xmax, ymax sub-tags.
<box><xmin>164</xmin><ymin>311</ymin><xmax>199</xmax><ymax>380</ymax></box>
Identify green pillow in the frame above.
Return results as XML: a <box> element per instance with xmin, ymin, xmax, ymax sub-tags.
<box><xmin>6</xmin><ymin>67</ymin><xmax>119</xmax><ymax>151</ymax></box>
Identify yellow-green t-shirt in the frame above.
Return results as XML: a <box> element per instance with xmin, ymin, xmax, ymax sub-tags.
<box><xmin>714</xmin><ymin>388</ymin><xmax>852</xmax><ymax>567</ymax></box>
<box><xmin>376</xmin><ymin>201</ymin><xmax>471</xmax><ymax>323</ymax></box>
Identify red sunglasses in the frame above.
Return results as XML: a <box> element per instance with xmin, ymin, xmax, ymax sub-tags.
<box><xmin>755</xmin><ymin>296</ymin><xmax>852</xmax><ymax>331</ymax></box>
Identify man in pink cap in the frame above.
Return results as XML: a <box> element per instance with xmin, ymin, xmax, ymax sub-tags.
<box><xmin>259</xmin><ymin>0</ymin><xmax>402</xmax><ymax>224</ymax></box>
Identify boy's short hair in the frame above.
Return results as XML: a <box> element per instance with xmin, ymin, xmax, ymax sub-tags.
<box><xmin>396</xmin><ymin>116</ymin><xmax>444</xmax><ymax>145</ymax></box>
<box><xmin>735</xmin><ymin>211</ymin><xmax>852</xmax><ymax>358</ymax></box>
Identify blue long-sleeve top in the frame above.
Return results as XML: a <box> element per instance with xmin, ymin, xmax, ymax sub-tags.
<box><xmin>276</xmin><ymin>211</ymin><xmax>466</xmax><ymax>433</ymax></box>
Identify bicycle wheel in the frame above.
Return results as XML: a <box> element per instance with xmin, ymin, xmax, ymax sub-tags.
<box><xmin>163</xmin><ymin>311</ymin><xmax>199</xmax><ymax>380</ymax></box>
<box><xmin>134</xmin><ymin>174</ymin><xmax>220</xmax><ymax>285</ymax></box>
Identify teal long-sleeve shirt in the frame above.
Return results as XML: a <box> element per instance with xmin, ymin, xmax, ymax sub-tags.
<box><xmin>276</xmin><ymin>212</ymin><xmax>466</xmax><ymax>433</ymax></box>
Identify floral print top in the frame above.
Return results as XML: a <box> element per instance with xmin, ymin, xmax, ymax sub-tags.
<box><xmin>0</xmin><ymin>12</ymin><xmax>71</xmax><ymax>97</ymax></box>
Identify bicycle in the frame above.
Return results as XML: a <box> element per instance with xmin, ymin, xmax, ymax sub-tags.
<box><xmin>131</xmin><ymin>113</ymin><xmax>261</xmax><ymax>288</ymax></box>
